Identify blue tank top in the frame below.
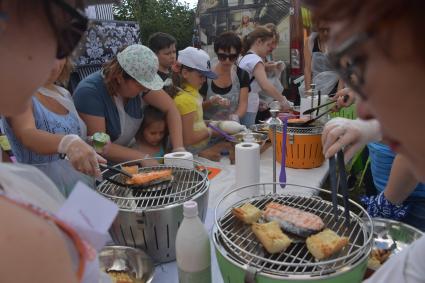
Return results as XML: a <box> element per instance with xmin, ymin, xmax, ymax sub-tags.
<box><xmin>368</xmin><ymin>142</ymin><xmax>425</xmax><ymax>198</ymax></box>
<box><xmin>3</xmin><ymin>96</ymin><xmax>81</xmax><ymax>164</ymax></box>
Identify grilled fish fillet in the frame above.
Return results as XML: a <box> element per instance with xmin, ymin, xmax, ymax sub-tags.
<box><xmin>126</xmin><ymin>169</ymin><xmax>173</xmax><ymax>186</ymax></box>
<box><xmin>263</xmin><ymin>202</ymin><xmax>325</xmax><ymax>237</ymax></box>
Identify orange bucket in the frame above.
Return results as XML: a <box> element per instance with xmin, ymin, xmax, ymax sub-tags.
<box><xmin>269</xmin><ymin>126</ymin><xmax>325</xmax><ymax>169</ymax></box>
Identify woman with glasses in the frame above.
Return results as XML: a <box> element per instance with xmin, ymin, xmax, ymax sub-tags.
<box><xmin>73</xmin><ymin>44</ymin><xmax>185</xmax><ymax>167</ymax></box>
<box><xmin>0</xmin><ymin>1</ymin><xmax>114</xmax><ymax>282</ymax></box>
<box><xmin>200</xmin><ymin>31</ymin><xmax>249</xmax><ymax>122</ymax></box>
<box><xmin>304</xmin><ymin>0</ymin><xmax>425</xmax><ymax>281</ymax></box>
<box><xmin>238</xmin><ymin>26</ymin><xmax>291</xmax><ymax>127</ymax></box>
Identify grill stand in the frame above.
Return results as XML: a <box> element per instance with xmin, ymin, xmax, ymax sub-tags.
<box><xmin>265</xmin><ymin>101</ymin><xmax>283</xmax><ymax>193</ymax></box>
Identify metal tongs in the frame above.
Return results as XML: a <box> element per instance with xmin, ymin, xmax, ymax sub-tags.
<box><xmin>329</xmin><ymin>150</ymin><xmax>351</xmax><ymax>227</ymax></box>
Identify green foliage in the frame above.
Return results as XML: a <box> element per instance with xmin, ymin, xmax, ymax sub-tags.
<box><xmin>113</xmin><ymin>0</ymin><xmax>196</xmax><ymax>50</ymax></box>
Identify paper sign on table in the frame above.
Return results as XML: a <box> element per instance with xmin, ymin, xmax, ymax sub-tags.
<box><xmin>56</xmin><ymin>182</ymin><xmax>119</xmax><ymax>250</ymax></box>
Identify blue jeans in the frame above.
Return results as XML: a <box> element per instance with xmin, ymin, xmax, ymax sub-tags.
<box><xmin>240</xmin><ymin>112</ymin><xmax>257</xmax><ymax>128</ymax></box>
<box><xmin>404</xmin><ymin>198</ymin><xmax>425</xmax><ymax>232</ymax></box>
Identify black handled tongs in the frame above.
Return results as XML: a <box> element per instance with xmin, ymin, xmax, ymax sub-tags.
<box><xmin>329</xmin><ymin>150</ymin><xmax>351</xmax><ymax>227</ymax></box>
<box><xmin>302</xmin><ymin>94</ymin><xmax>349</xmax><ymax>115</ymax></box>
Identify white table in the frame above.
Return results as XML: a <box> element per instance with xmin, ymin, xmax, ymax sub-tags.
<box><xmin>153</xmin><ymin>147</ymin><xmax>329</xmax><ymax>283</ymax></box>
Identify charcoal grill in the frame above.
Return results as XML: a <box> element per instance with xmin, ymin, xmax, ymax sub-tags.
<box><xmin>97</xmin><ymin>158</ymin><xmax>209</xmax><ymax>263</ymax></box>
<box><xmin>213</xmin><ymin>183</ymin><xmax>373</xmax><ymax>282</ymax></box>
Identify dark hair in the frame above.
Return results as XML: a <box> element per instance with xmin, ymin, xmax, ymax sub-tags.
<box><xmin>102</xmin><ymin>57</ymin><xmax>134</xmax><ymax>96</ymax></box>
<box><xmin>137</xmin><ymin>106</ymin><xmax>167</xmax><ymax>143</ymax></box>
<box><xmin>148</xmin><ymin>32</ymin><xmax>177</xmax><ymax>54</ymax></box>
<box><xmin>303</xmin><ymin>0</ymin><xmax>425</xmax><ymax>65</ymax></box>
<box><xmin>241</xmin><ymin>26</ymin><xmax>274</xmax><ymax>55</ymax></box>
<box><xmin>167</xmin><ymin>65</ymin><xmax>196</xmax><ymax>98</ymax></box>
<box><xmin>214</xmin><ymin>31</ymin><xmax>242</xmax><ymax>55</ymax></box>
<box><xmin>264</xmin><ymin>23</ymin><xmax>280</xmax><ymax>43</ymax></box>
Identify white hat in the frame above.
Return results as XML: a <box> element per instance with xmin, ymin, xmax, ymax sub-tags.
<box><xmin>177</xmin><ymin>47</ymin><xmax>218</xmax><ymax>79</ymax></box>
<box><xmin>117</xmin><ymin>44</ymin><xmax>164</xmax><ymax>91</ymax></box>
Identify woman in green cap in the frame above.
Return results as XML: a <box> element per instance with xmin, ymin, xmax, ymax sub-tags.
<box><xmin>74</xmin><ymin>44</ymin><xmax>185</xmax><ymax>165</ymax></box>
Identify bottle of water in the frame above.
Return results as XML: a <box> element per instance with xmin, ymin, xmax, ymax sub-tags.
<box><xmin>175</xmin><ymin>201</ymin><xmax>211</xmax><ymax>283</ymax></box>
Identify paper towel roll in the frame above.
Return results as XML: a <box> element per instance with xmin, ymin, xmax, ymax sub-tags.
<box><xmin>235</xmin><ymin>142</ymin><xmax>260</xmax><ymax>189</ymax></box>
<box><xmin>164</xmin><ymin>152</ymin><xmax>194</xmax><ymax>169</ymax></box>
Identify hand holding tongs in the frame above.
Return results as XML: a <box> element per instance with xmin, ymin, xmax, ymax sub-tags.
<box><xmin>302</xmin><ymin>94</ymin><xmax>349</xmax><ymax>115</ymax></box>
<box><xmin>329</xmin><ymin>150</ymin><xmax>350</xmax><ymax>227</ymax></box>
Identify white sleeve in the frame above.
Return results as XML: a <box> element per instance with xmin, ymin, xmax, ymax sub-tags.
<box><xmin>239</xmin><ymin>54</ymin><xmax>263</xmax><ymax>76</ymax></box>
<box><xmin>364</xmin><ymin>235</ymin><xmax>425</xmax><ymax>283</ymax></box>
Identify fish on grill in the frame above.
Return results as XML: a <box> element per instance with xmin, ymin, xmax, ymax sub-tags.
<box><xmin>263</xmin><ymin>202</ymin><xmax>325</xmax><ymax>238</ymax></box>
<box><xmin>126</xmin><ymin>169</ymin><xmax>173</xmax><ymax>186</ymax></box>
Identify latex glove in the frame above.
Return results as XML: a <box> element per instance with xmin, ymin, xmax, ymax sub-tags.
<box><xmin>228</xmin><ymin>114</ymin><xmax>240</xmax><ymax>123</ymax></box>
<box><xmin>322</xmin><ymin>118</ymin><xmax>382</xmax><ymax>161</ymax></box>
<box><xmin>58</xmin><ymin>134</ymin><xmax>106</xmax><ymax>177</ymax></box>
<box><xmin>361</xmin><ymin>191</ymin><xmax>410</xmax><ymax>220</ymax></box>
<box><xmin>279</xmin><ymin>97</ymin><xmax>292</xmax><ymax>112</ymax></box>
<box><xmin>210</xmin><ymin>95</ymin><xmax>230</xmax><ymax>107</ymax></box>
<box><xmin>331</xmin><ymin>88</ymin><xmax>356</xmax><ymax>111</ymax></box>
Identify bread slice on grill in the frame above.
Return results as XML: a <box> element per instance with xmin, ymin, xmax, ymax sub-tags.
<box><xmin>232</xmin><ymin>203</ymin><xmax>262</xmax><ymax>224</ymax></box>
<box><xmin>306</xmin><ymin>229</ymin><xmax>349</xmax><ymax>260</ymax></box>
<box><xmin>252</xmin><ymin>221</ymin><xmax>292</xmax><ymax>254</ymax></box>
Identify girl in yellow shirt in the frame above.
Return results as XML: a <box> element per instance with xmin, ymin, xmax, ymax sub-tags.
<box><xmin>169</xmin><ymin>47</ymin><xmax>218</xmax><ymax>153</ymax></box>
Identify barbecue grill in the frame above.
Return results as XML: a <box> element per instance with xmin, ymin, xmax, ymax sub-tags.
<box><xmin>97</xmin><ymin>158</ymin><xmax>209</xmax><ymax>263</ymax></box>
<box><xmin>271</xmin><ymin>125</ymin><xmax>325</xmax><ymax>169</ymax></box>
<box><xmin>213</xmin><ymin>183</ymin><xmax>373</xmax><ymax>282</ymax></box>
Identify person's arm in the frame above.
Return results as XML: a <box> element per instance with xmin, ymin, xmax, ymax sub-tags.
<box><xmin>8</xmin><ymin>103</ymin><xmax>64</xmax><ymax>154</ymax></box>
<box><xmin>0</xmin><ymin>199</ymin><xmax>77</xmax><ymax>283</ymax></box>
<box><xmin>8</xmin><ymin>102</ymin><xmax>102</xmax><ymax>176</ymax></box>
<box><xmin>253</xmin><ymin>63</ymin><xmax>288</xmax><ymax>105</ymax></box>
<box><xmin>143</xmin><ymin>90</ymin><xmax>184</xmax><ymax>151</ymax></box>
<box><xmin>79</xmin><ymin>113</ymin><xmax>153</xmax><ymax>163</ymax></box>
<box><xmin>384</xmin><ymin>154</ymin><xmax>419</xmax><ymax>204</ymax></box>
<box><xmin>181</xmin><ymin>112</ymin><xmax>210</xmax><ymax>146</ymax></box>
<box><xmin>303</xmin><ymin>37</ymin><xmax>312</xmax><ymax>92</ymax></box>
<box><xmin>235</xmin><ymin>86</ymin><xmax>249</xmax><ymax>118</ymax></box>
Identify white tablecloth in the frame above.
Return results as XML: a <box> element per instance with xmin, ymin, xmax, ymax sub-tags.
<box><xmin>153</xmin><ymin>147</ymin><xmax>329</xmax><ymax>283</ymax></box>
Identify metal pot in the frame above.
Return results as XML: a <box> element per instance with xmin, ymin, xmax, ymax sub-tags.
<box><xmin>97</xmin><ymin>159</ymin><xmax>209</xmax><ymax>263</ymax></box>
<box><xmin>213</xmin><ymin>183</ymin><xmax>373</xmax><ymax>282</ymax></box>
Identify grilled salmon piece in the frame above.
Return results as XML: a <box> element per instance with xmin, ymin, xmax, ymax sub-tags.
<box><xmin>263</xmin><ymin>202</ymin><xmax>325</xmax><ymax>238</ymax></box>
<box><xmin>126</xmin><ymin>169</ymin><xmax>173</xmax><ymax>186</ymax></box>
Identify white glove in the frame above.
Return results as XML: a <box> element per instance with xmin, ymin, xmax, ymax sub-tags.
<box><xmin>58</xmin><ymin>134</ymin><xmax>106</xmax><ymax>177</ymax></box>
<box><xmin>228</xmin><ymin>114</ymin><xmax>240</xmax><ymax>123</ymax></box>
<box><xmin>279</xmin><ymin>97</ymin><xmax>292</xmax><ymax>112</ymax></box>
<box><xmin>331</xmin><ymin>88</ymin><xmax>356</xmax><ymax>111</ymax></box>
<box><xmin>322</xmin><ymin>118</ymin><xmax>382</xmax><ymax>161</ymax></box>
<box><xmin>210</xmin><ymin>95</ymin><xmax>230</xmax><ymax>107</ymax></box>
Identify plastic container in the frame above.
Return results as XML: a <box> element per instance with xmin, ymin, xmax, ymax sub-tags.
<box><xmin>175</xmin><ymin>201</ymin><xmax>212</xmax><ymax>283</ymax></box>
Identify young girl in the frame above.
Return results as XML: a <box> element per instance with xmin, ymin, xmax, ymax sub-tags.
<box><xmin>133</xmin><ymin>106</ymin><xmax>167</xmax><ymax>158</ymax></box>
<box><xmin>238</xmin><ymin>26</ymin><xmax>291</xmax><ymax>127</ymax></box>
<box><xmin>170</xmin><ymin>47</ymin><xmax>218</xmax><ymax>153</ymax></box>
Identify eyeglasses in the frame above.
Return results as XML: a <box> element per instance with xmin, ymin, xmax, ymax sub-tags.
<box><xmin>217</xmin><ymin>53</ymin><xmax>238</xmax><ymax>62</ymax></box>
<box><xmin>328</xmin><ymin>32</ymin><xmax>372</xmax><ymax>100</ymax></box>
<box><xmin>45</xmin><ymin>0</ymin><xmax>88</xmax><ymax>59</ymax></box>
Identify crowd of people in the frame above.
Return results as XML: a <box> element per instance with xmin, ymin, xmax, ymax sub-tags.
<box><xmin>0</xmin><ymin>0</ymin><xmax>424</xmax><ymax>282</ymax></box>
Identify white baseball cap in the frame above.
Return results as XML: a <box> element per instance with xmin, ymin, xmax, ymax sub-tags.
<box><xmin>177</xmin><ymin>47</ymin><xmax>218</xmax><ymax>79</ymax></box>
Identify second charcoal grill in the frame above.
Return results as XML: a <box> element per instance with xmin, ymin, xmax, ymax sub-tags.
<box><xmin>213</xmin><ymin>183</ymin><xmax>373</xmax><ymax>282</ymax></box>
<box><xmin>97</xmin><ymin>158</ymin><xmax>209</xmax><ymax>263</ymax></box>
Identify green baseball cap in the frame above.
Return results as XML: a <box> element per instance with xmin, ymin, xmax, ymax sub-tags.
<box><xmin>117</xmin><ymin>44</ymin><xmax>164</xmax><ymax>91</ymax></box>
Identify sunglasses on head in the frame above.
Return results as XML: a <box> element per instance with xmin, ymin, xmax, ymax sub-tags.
<box><xmin>45</xmin><ymin>0</ymin><xmax>88</xmax><ymax>59</ymax></box>
<box><xmin>217</xmin><ymin>53</ymin><xmax>238</xmax><ymax>61</ymax></box>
